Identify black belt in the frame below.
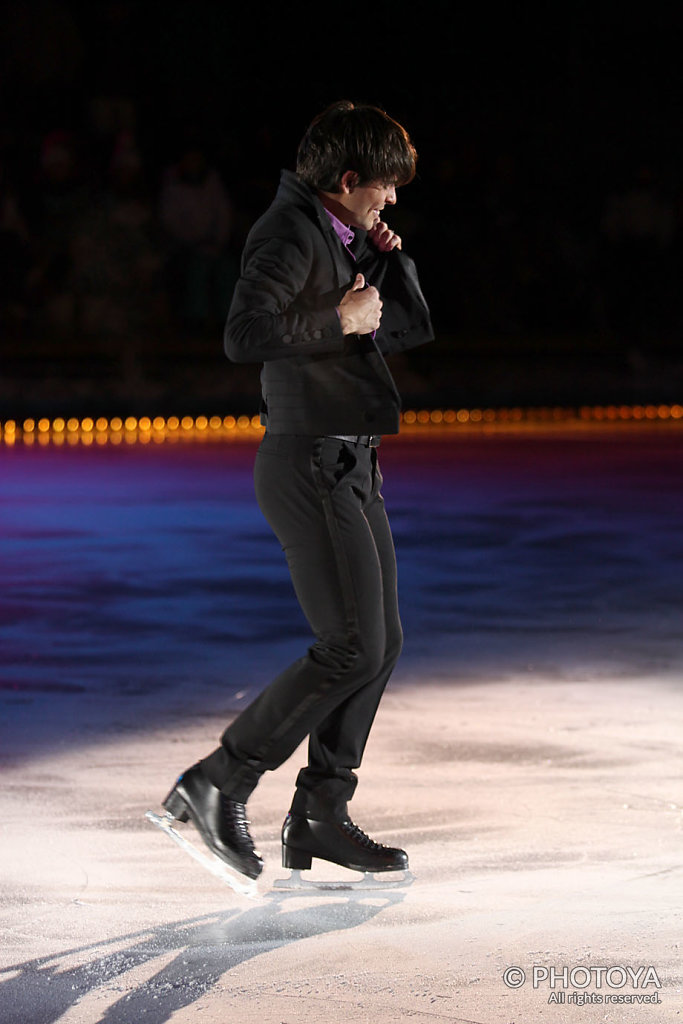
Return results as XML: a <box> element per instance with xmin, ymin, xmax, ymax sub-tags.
<box><xmin>327</xmin><ymin>434</ymin><xmax>382</xmax><ymax>448</ymax></box>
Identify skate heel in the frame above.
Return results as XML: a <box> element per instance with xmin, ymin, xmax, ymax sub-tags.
<box><xmin>163</xmin><ymin>787</ymin><xmax>191</xmax><ymax>823</ymax></box>
<box><xmin>282</xmin><ymin>845</ymin><xmax>313</xmax><ymax>870</ymax></box>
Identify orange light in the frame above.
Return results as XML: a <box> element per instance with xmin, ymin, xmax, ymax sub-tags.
<box><xmin>6</xmin><ymin>403</ymin><xmax>683</xmax><ymax>446</ymax></box>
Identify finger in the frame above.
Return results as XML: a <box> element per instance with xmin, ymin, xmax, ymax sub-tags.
<box><xmin>352</xmin><ymin>273</ymin><xmax>365</xmax><ymax>290</ymax></box>
<box><xmin>373</xmin><ymin>226</ymin><xmax>399</xmax><ymax>251</ymax></box>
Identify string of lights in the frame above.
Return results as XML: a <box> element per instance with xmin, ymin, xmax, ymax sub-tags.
<box><xmin>1</xmin><ymin>405</ymin><xmax>682</xmax><ymax>446</ymax></box>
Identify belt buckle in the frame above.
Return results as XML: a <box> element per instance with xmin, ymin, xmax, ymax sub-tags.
<box><xmin>367</xmin><ymin>434</ymin><xmax>381</xmax><ymax>448</ymax></box>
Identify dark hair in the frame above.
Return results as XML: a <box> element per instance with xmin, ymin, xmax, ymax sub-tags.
<box><xmin>296</xmin><ymin>100</ymin><xmax>417</xmax><ymax>191</ymax></box>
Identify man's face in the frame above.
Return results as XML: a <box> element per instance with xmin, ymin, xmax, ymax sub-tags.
<box><xmin>339</xmin><ymin>178</ymin><xmax>397</xmax><ymax>231</ymax></box>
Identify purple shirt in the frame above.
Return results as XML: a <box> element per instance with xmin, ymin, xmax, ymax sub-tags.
<box><xmin>323</xmin><ymin>206</ymin><xmax>378</xmax><ymax>337</ymax></box>
<box><xmin>325</xmin><ymin>203</ymin><xmax>378</xmax><ymax>339</ymax></box>
<box><xmin>324</xmin><ymin>207</ymin><xmax>356</xmax><ymax>257</ymax></box>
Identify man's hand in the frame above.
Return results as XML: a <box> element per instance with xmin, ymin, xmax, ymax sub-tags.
<box><xmin>368</xmin><ymin>221</ymin><xmax>402</xmax><ymax>252</ymax></box>
<box><xmin>337</xmin><ymin>273</ymin><xmax>383</xmax><ymax>335</ymax></box>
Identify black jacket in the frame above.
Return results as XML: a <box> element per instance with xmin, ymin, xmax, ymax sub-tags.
<box><xmin>224</xmin><ymin>170</ymin><xmax>433</xmax><ymax>435</ymax></box>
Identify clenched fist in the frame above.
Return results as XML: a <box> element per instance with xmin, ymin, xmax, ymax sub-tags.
<box><xmin>337</xmin><ymin>273</ymin><xmax>383</xmax><ymax>335</ymax></box>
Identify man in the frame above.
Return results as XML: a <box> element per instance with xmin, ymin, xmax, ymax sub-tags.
<box><xmin>161</xmin><ymin>101</ymin><xmax>433</xmax><ymax>880</ymax></box>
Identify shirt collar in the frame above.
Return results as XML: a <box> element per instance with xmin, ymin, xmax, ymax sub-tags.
<box><xmin>323</xmin><ymin>206</ymin><xmax>355</xmax><ymax>248</ymax></box>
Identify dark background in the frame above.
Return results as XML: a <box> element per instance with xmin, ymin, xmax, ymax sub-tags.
<box><xmin>1</xmin><ymin>1</ymin><xmax>682</xmax><ymax>418</ymax></box>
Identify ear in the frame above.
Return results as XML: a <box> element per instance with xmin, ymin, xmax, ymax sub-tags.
<box><xmin>340</xmin><ymin>170</ymin><xmax>359</xmax><ymax>193</ymax></box>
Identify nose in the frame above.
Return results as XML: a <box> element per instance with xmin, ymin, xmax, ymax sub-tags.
<box><xmin>385</xmin><ymin>185</ymin><xmax>397</xmax><ymax>205</ymax></box>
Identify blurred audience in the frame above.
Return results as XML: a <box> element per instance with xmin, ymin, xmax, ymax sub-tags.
<box><xmin>159</xmin><ymin>142</ymin><xmax>237</xmax><ymax>335</ymax></box>
<box><xmin>70</xmin><ymin>132</ymin><xmax>161</xmax><ymax>338</ymax></box>
<box><xmin>28</xmin><ymin>130</ymin><xmax>90</xmax><ymax>335</ymax></box>
<box><xmin>0</xmin><ymin>158</ymin><xmax>32</xmax><ymax>332</ymax></box>
<box><xmin>599</xmin><ymin>165</ymin><xmax>675</xmax><ymax>366</ymax></box>
<box><xmin>0</xmin><ymin>104</ymin><xmax>681</xmax><ymax>411</ymax></box>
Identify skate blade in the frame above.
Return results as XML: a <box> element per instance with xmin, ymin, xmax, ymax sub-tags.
<box><xmin>145</xmin><ymin>810</ymin><xmax>259</xmax><ymax>899</ymax></box>
<box><xmin>273</xmin><ymin>867</ymin><xmax>415</xmax><ymax>892</ymax></box>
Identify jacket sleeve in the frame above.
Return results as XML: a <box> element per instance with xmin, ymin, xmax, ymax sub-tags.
<box><xmin>224</xmin><ymin>229</ymin><xmax>346</xmax><ymax>364</ymax></box>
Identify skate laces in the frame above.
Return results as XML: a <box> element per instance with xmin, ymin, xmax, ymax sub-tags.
<box><xmin>221</xmin><ymin>798</ymin><xmax>255</xmax><ymax>850</ymax></box>
<box><xmin>341</xmin><ymin>818</ymin><xmax>386</xmax><ymax>851</ymax></box>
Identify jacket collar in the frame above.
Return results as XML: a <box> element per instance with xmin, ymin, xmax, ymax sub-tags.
<box><xmin>276</xmin><ymin>169</ymin><xmax>360</xmax><ymax>287</ymax></box>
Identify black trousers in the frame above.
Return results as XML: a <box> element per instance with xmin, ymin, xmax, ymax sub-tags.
<box><xmin>201</xmin><ymin>433</ymin><xmax>403</xmax><ymax>821</ymax></box>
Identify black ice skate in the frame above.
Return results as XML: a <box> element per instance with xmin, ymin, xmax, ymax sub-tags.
<box><xmin>275</xmin><ymin>813</ymin><xmax>414</xmax><ymax>891</ymax></box>
<box><xmin>146</xmin><ymin>763</ymin><xmax>263</xmax><ymax>898</ymax></box>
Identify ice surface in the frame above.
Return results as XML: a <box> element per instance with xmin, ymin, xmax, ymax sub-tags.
<box><xmin>1</xmin><ymin>432</ymin><xmax>682</xmax><ymax>1022</ymax></box>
